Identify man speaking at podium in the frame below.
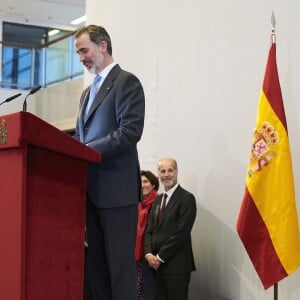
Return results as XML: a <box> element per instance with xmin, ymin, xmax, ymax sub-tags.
<box><xmin>74</xmin><ymin>25</ymin><xmax>145</xmax><ymax>300</ymax></box>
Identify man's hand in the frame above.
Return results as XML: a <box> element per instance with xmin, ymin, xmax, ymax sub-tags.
<box><xmin>145</xmin><ymin>253</ymin><xmax>161</xmax><ymax>270</ymax></box>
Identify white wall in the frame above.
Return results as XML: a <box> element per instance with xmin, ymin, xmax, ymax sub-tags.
<box><xmin>0</xmin><ymin>88</ymin><xmax>37</xmax><ymax>115</ymax></box>
<box><xmin>34</xmin><ymin>78</ymin><xmax>83</xmax><ymax>130</ymax></box>
<box><xmin>86</xmin><ymin>0</ymin><xmax>300</xmax><ymax>299</ymax></box>
<box><xmin>0</xmin><ymin>78</ymin><xmax>83</xmax><ymax>130</ymax></box>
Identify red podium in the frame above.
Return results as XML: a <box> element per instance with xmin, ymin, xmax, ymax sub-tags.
<box><xmin>0</xmin><ymin>112</ymin><xmax>101</xmax><ymax>300</ymax></box>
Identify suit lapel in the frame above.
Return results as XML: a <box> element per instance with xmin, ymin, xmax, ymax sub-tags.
<box><xmin>154</xmin><ymin>195</ymin><xmax>163</xmax><ymax>227</ymax></box>
<box><xmin>78</xmin><ymin>87</ymin><xmax>90</xmax><ymax>141</ymax></box>
<box><xmin>84</xmin><ymin>64</ymin><xmax>121</xmax><ymax>123</ymax></box>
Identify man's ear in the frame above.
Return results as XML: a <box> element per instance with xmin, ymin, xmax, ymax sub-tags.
<box><xmin>99</xmin><ymin>40</ymin><xmax>108</xmax><ymax>52</ymax></box>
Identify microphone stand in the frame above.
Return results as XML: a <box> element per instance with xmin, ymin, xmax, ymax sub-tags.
<box><xmin>22</xmin><ymin>86</ymin><xmax>42</xmax><ymax>112</ymax></box>
<box><xmin>23</xmin><ymin>95</ymin><xmax>29</xmax><ymax>112</ymax></box>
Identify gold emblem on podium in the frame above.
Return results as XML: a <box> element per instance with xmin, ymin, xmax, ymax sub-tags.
<box><xmin>0</xmin><ymin>118</ymin><xmax>8</xmax><ymax>145</ymax></box>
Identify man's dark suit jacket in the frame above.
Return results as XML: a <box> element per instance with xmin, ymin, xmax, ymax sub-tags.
<box><xmin>144</xmin><ymin>185</ymin><xmax>196</xmax><ymax>274</ymax></box>
<box><xmin>74</xmin><ymin>64</ymin><xmax>145</xmax><ymax>209</ymax></box>
<box><xmin>74</xmin><ymin>64</ymin><xmax>145</xmax><ymax>299</ymax></box>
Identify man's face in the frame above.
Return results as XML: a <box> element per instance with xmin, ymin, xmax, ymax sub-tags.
<box><xmin>75</xmin><ymin>32</ymin><xmax>104</xmax><ymax>74</ymax></box>
<box><xmin>158</xmin><ymin>159</ymin><xmax>178</xmax><ymax>191</ymax></box>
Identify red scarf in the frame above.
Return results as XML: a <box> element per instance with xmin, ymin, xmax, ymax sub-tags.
<box><xmin>135</xmin><ymin>190</ymin><xmax>158</xmax><ymax>261</ymax></box>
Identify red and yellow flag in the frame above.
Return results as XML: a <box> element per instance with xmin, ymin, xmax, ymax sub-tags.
<box><xmin>237</xmin><ymin>36</ymin><xmax>300</xmax><ymax>289</ymax></box>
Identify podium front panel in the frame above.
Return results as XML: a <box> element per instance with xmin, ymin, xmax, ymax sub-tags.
<box><xmin>0</xmin><ymin>112</ymin><xmax>94</xmax><ymax>300</ymax></box>
<box><xmin>25</xmin><ymin>146</ymin><xmax>86</xmax><ymax>300</ymax></box>
<box><xmin>0</xmin><ymin>147</ymin><xmax>26</xmax><ymax>299</ymax></box>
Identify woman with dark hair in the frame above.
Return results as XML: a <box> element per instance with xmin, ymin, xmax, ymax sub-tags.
<box><xmin>136</xmin><ymin>170</ymin><xmax>159</xmax><ymax>300</ymax></box>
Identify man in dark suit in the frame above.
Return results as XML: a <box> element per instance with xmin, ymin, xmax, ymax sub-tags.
<box><xmin>144</xmin><ymin>158</ymin><xmax>196</xmax><ymax>300</ymax></box>
<box><xmin>74</xmin><ymin>25</ymin><xmax>145</xmax><ymax>300</ymax></box>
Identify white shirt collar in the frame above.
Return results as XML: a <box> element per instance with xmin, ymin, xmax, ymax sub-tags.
<box><xmin>164</xmin><ymin>183</ymin><xmax>179</xmax><ymax>202</ymax></box>
<box><xmin>98</xmin><ymin>61</ymin><xmax>117</xmax><ymax>80</ymax></box>
<box><xmin>93</xmin><ymin>62</ymin><xmax>117</xmax><ymax>92</ymax></box>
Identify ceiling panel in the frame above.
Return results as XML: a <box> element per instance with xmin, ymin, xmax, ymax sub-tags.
<box><xmin>0</xmin><ymin>0</ymin><xmax>85</xmax><ymax>30</ymax></box>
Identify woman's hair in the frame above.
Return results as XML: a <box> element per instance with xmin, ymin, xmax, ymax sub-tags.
<box><xmin>140</xmin><ymin>170</ymin><xmax>159</xmax><ymax>191</ymax></box>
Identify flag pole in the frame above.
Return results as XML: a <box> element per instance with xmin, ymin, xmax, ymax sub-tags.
<box><xmin>271</xmin><ymin>11</ymin><xmax>276</xmax><ymax>43</ymax></box>
<box><xmin>271</xmin><ymin>12</ymin><xmax>279</xmax><ymax>300</ymax></box>
<box><xmin>274</xmin><ymin>282</ymin><xmax>278</xmax><ymax>300</ymax></box>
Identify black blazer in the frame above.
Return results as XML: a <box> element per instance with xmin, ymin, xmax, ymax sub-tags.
<box><xmin>144</xmin><ymin>185</ymin><xmax>196</xmax><ymax>274</ymax></box>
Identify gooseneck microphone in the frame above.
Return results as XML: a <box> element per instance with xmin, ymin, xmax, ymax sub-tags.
<box><xmin>23</xmin><ymin>85</ymin><xmax>42</xmax><ymax>112</ymax></box>
<box><xmin>0</xmin><ymin>93</ymin><xmax>22</xmax><ymax>106</ymax></box>
<box><xmin>29</xmin><ymin>85</ymin><xmax>42</xmax><ymax>95</ymax></box>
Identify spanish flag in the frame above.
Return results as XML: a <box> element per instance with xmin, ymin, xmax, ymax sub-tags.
<box><xmin>237</xmin><ymin>36</ymin><xmax>300</xmax><ymax>289</ymax></box>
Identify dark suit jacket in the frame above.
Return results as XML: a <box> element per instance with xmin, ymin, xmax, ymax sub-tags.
<box><xmin>144</xmin><ymin>185</ymin><xmax>197</xmax><ymax>274</ymax></box>
<box><xmin>74</xmin><ymin>64</ymin><xmax>145</xmax><ymax>208</ymax></box>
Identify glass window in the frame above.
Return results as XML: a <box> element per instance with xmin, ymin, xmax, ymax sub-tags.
<box><xmin>1</xmin><ymin>22</ymin><xmax>83</xmax><ymax>90</ymax></box>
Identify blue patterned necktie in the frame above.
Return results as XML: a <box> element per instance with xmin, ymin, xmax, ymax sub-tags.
<box><xmin>85</xmin><ymin>74</ymin><xmax>101</xmax><ymax>116</ymax></box>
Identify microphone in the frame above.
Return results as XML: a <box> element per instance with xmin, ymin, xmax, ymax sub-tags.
<box><xmin>29</xmin><ymin>85</ymin><xmax>42</xmax><ymax>95</ymax></box>
<box><xmin>23</xmin><ymin>85</ymin><xmax>42</xmax><ymax>112</ymax></box>
<box><xmin>0</xmin><ymin>93</ymin><xmax>22</xmax><ymax>106</ymax></box>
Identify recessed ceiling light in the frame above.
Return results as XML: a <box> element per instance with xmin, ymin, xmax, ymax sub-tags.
<box><xmin>70</xmin><ymin>15</ymin><xmax>86</xmax><ymax>25</ymax></box>
<box><xmin>48</xmin><ymin>29</ymin><xmax>60</xmax><ymax>36</ymax></box>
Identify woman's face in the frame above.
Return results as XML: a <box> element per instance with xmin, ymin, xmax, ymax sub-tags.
<box><xmin>141</xmin><ymin>175</ymin><xmax>155</xmax><ymax>198</ymax></box>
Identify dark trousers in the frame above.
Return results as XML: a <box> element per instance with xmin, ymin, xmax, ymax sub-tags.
<box><xmin>85</xmin><ymin>200</ymin><xmax>138</xmax><ymax>300</ymax></box>
<box><xmin>83</xmin><ymin>247</ymin><xmax>92</xmax><ymax>300</ymax></box>
<box><xmin>155</xmin><ymin>269</ymin><xmax>191</xmax><ymax>300</ymax></box>
<box><xmin>136</xmin><ymin>259</ymin><xmax>155</xmax><ymax>300</ymax></box>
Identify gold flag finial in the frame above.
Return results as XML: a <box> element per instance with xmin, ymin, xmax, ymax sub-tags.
<box><xmin>271</xmin><ymin>11</ymin><xmax>276</xmax><ymax>43</ymax></box>
<box><xmin>271</xmin><ymin>11</ymin><xmax>276</xmax><ymax>32</ymax></box>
